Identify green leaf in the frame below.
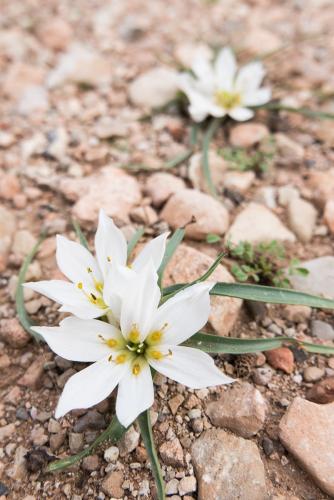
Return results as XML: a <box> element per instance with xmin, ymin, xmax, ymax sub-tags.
<box><xmin>190</xmin><ymin>123</ymin><xmax>200</xmax><ymax>147</ymax></box>
<box><xmin>206</xmin><ymin>233</ymin><xmax>221</xmax><ymax>244</ymax></box>
<box><xmin>202</xmin><ymin>117</ymin><xmax>222</xmax><ymax>197</ymax></box>
<box><xmin>253</xmin><ymin>102</ymin><xmax>334</xmax><ymax>121</ymax></box>
<box><xmin>15</xmin><ymin>233</ymin><xmax>46</xmax><ymax>341</ymax></box>
<box><xmin>72</xmin><ymin>219</ymin><xmax>89</xmax><ymax>249</ymax></box>
<box><xmin>165</xmin><ymin>149</ymin><xmax>193</xmax><ymax>169</ymax></box>
<box><xmin>47</xmin><ymin>415</ymin><xmax>126</xmax><ymax>472</ymax></box>
<box><xmin>158</xmin><ymin>228</ymin><xmax>185</xmax><ymax>287</ymax></box>
<box><xmin>127</xmin><ymin>226</ymin><xmax>145</xmax><ymax>258</ymax></box>
<box><xmin>137</xmin><ymin>410</ymin><xmax>165</xmax><ymax>500</ymax></box>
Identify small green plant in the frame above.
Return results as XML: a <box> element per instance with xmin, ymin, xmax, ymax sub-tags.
<box><xmin>220</xmin><ymin>135</ymin><xmax>275</xmax><ymax>173</ymax></box>
<box><xmin>227</xmin><ymin>240</ymin><xmax>308</xmax><ymax>288</ymax></box>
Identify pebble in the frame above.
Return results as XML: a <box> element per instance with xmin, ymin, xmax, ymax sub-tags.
<box><xmin>73</xmin><ymin>410</ymin><xmax>105</xmax><ymax>432</ymax></box>
<box><xmin>159</xmin><ymin>438</ymin><xmax>184</xmax><ymax>467</ymax></box>
<box><xmin>30</xmin><ymin>426</ymin><xmax>48</xmax><ymax>446</ymax></box>
<box><xmin>104</xmin><ymin>446</ymin><xmax>119</xmax><ymax>463</ymax></box>
<box><xmin>161</xmin><ymin>188</ymin><xmax>229</xmax><ymax>240</ymax></box>
<box><xmin>229</xmin><ymin>123</ymin><xmax>269</xmax><ymax>148</ymax></box>
<box><xmin>287</xmin><ymin>198</ymin><xmax>317</xmax><ymax>242</ymax></box>
<box><xmin>6</xmin><ymin>445</ymin><xmax>28</xmax><ymax>480</ymax></box>
<box><xmin>262</xmin><ymin>436</ymin><xmax>274</xmax><ymax>456</ymax></box>
<box><xmin>306</xmin><ymin>377</ymin><xmax>334</xmax><ymax>404</ymax></box>
<box><xmin>324</xmin><ymin>199</ymin><xmax>334</xmax><ymax>234</ymax></box>
<box><xmin>279</xmin><ymin>397</ymin><xmax>334</xmax><ymax>496</ymax></box>
<box><xmin>18</xmin><ymin>354</ymin><xmax>52</xmax><ymax>388</ymax></box>
<box><xmin>303</xmin><ymin>366</ymin><xmax>325</xmax><ymax>382</ymax></box>
<box><xmin>188</xmin><ymin>151</ymin><xmax>227</xmax><ymax>194</ymax></box>
<box><xmin>82</xmin><ymin>455</ymin><xmax>100</xmax><ymax>472</ymax></box>
<box><xmin>57</xmin><ymin>368</ymin><xmax>76</xmax><ymax>388</ymax></box>
<box><xmin>225</xmin><ymin>203</ymin><xmax>295</xmax><ymax>245</ymax></box>
<box><xmin>119</xmin><ymin>426</ymin><xmax>140</xmax><ymax>457</ymax></box>
<box><xmin>168</xmin><ymin>394</ymin><xmax>185</xmax><ymax>416</ymax></box>
<box><xmin>16</xmin><ymin>407</ymin><xmax>29</xmax><ymax>421</ymax></box>
<box><xmin>252</xmin><ymin>366</ymin><xmax>274</xmax><ymax>386</ymax></box>
<box><xmin>36</xmin><ymin>18</ymin><xmax>72</xmax><ymax>51</ymax></box>
<box><xmin>129</xmin><ymin>67</ymin><xmax>179</xmax><ymax>108</ymax></box>
<box><xmin>192</xmin><ymin>429</ymin><xmax>266</xmax><ymax>500</ymax></box>
<box><xmin>223</xmin><ymin>171</ymin><xmax>255</xmax><ymax>194</ymax></box>
<box><xmin>289</xmin><ymin>256</ymin><xmax>334</xmax><ymax>298</ymax></box>
<box><xmin>174</xmin><ymin>42</ymin><xmax>212</xmax><ymax>67</ymax></box>
<box><xmin>311</xmin><ymin>320</ymin><xmax>334</xmax><ymax>341</ymax></box>
<box><xmin>145</xmin><ymin>172</ymin><xmax>186</xmax><ymax>207</ymax></box>
<box><xmin>166</xmin><ymin>478</ymin><xmax>179</xmax><ymax>495</ymax></box>
<box><xmin>101</xmin><ymin>471</ymin><xmax>124</xmax><ymax>499</ymax></box>
<box><xmin>0</xmin><ymin>205</ymin><xmax>17</xmax><ymax>271</ymax></box>
<box><xmin>0</xmin><ymin>174</ymin><xmax>20</xmax><ymax>200</ymax></box>
<box><xmin>278</xmin><ymin>185</ymin><xmax>300</xmax><ymax>207</ymax></box>
<box><xmin>69</xmin><ymin>433</ymin><xmax>84</xmax><ymax>453</ymax></box>
<box><xmin>266</xmin><ymin>348</ymin><xmax>294</xmax><ymax>374</ymax></box>
<box><xmin>0</xmin><ymin>318</ymin><xmax>30</xmax><ymax>348</ymax></box>
<box><xmin>255</xmin><ymin>186</ymin><xmax>277</xmax><ymax>209</ymax></box>
<box><xmin>50</xmin><ymin>431</ymin><xmax>66</xmax><ymax>451</ymax></box>
<box><xmin>0</xmin><ymin>424</ymin><xmax>15</xmax><ymax>441</ymax></box>
<box><xmin>205</xmin><ymin>382</ymin><xmax>267</xmax><ymax>438</ymax></box>
<box><xmin>307</xmin><ymin>168</ymin><xmax>334</xmax><ymax>207</ymax></box>
<box><xmin>275</xmin><ymin>133</ymin><xmax>304</xmax><ymax>165</ymax></box>
<box><xmin>281</xmin><ymin>305</ymin><xmax>312</xmax><ymax>323</ymax></box>
<box><xmin>244</xmin><ymin>27</ymin><xmax>281</xmax><ymax>54</ymax></box>
<box><xmin>178</xmin><ymin>476</ymin><xmax>197</xmax><ymax>496</ymax></box>
<box><xmin>0</xmin><ymin>354</ymin><xmax>10</xmax><ymax>370</ymax></box>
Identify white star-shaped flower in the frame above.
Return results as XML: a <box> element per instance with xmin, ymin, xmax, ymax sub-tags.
<box><xmin>32</xmin><ymin>263</ymin><xmax>233</xmax><ymax>427</ymax></box>
<box><xmin>179</xmin><ymin>47</ymin><xmax>271</xmax><ymax>122</ymax></box>
<box><xmin>25</xmin><ymin>210</ymin><xmax>168</xmax><ymax>321</ymax></box>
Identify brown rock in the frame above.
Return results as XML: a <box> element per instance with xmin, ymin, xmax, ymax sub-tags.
<box><xmin>169</xmin><ymin>394</ymin><xmax>185</xmax><ymax>416</ymax></box>
<box><xmin>18</xmin><ymin>354</ymin><xmax>52</xmax><ymax>388</ymax></box>
<box><xmin>163</xmin><ymin>244</ymin><xmax>242</xmax><ymax>336</ymax></box>
<box><xmin>306</xmin><ymin>377</ymin><xmax>334</xmax><ymax>404</ymax></box>
<box><xmin>324</xmin><ymin>200</ymin><xmax>334</xmax><ymax>234</ymax></box>
<box><xmin>59</xmin><ymin>167</ymin><xmax>141</xmax><ymax>225</ymax></box>
<box><xmin>159</xmin><ymin>438</ymin><xmax>184</xmax><ymax>467</ymax></box>
<box><xmin>206</xmin><ymin>382</ymin><xmax>267</xmax><ymax>438</ymax></box>
<box><xmin>36</xmin><ymin>18</ymin><xmax>72</xmax><ymax>51</ymax></box>
<box><xmin>161</xmin><ymin>189</ymin><xmax>229</xmax><ymax>240</ymax></box>
<box><xmin>0</xmin><ymin>174</ymin><xmax>20</xmax><ymax>200</ymax></box>
<box><xmin>307</xmin><ymin>169</ymin><xmax>334</xmax><ymax>208</ymax></box>
<box><xmin>192</xmin><ymin>429</ymin><xmax>266</xmax><ymax>500</ymax></box>
<box><xmin>279</xmin><ymin>397</ymin><xmax>334</xmax><ymax>496</ymax></box>
<box><xmin>0</xmin><ymin>423</ymin><xmax>15</xmax><ymax>441</ymax></box>
<box><xmin>275</xmin><ymin>133</ymin><xmax>304</xmax><ymax>165</ymax></box>
<box><xmin>229</xmin><ymin>123</ymin><xmax>269</xmax><ymax>148</ymax></box>
<box><xmin>0</xmin><ymin>318</ymin><xmax>30</xmax><ymax>348</ymax></box>
<box><xmin>102</xmin><ymin>471</ymin><xmax>124</xmax><ymax>498</ymax></box>
<box><xmin>266</xmin><ymin>348</ymin><xmax>294</xmax><ymax>374</ymax></box>
<box><xmin>6</xmin><ymin>446</ymin><xmax>28</xmax><ymax>480</ymax></box>
<box><xmin>49</xmin><ymin>431</ymin><xmax>67</xmax><ymax>451</ymax></box>
<box><xmin>281</xmin><ymin>305</ymin><xmax>312</xmax><ymax>323</ymax></box>
<box><xmin>81</xmin><ymin>455</ymin><xmax>100</xmax><ymax>471</ymax></box>
<box><xmin>145</xmin><ymin>172</ymin><xmax>186</xmax><ymax>207</ymax></box>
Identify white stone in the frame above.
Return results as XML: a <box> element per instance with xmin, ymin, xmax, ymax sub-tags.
<box><xmin>287</xmin><ymin>198</ymin><xmax>317</xmax><ymax>242</ymax></box>
<box><xmin>289</xmin><ymin>256</ymin><xmax>334</xmax><ymax>299</ymax></box>
<box><xmin>129</xmin><ymin>67</ymin><xmax>179</xmax><ymax>108</ymax></box>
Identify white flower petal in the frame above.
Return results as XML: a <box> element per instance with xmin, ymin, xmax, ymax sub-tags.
<box><xmin>120</xmin><ymin>261</ymin><xmax>160</xmax><ymax>342</ymax></box>
<box><xmin>55</xmin><ymin>357</ymin><xmax>129</xmax><ymax>418</ymax></box>
<box><xmin>149</xmin><ymin>346</ymin><xmax>234</xmax><ymax>389</ymax></box>
<box><xmin>150</xmin><ymin>282</ymin><xmax>214</xmax><ymax>346</ymax></box>
<box><xmin>215</xmin><ymin>47</ymin><xmax>237</xmax><ymax>91</ymax></box>
<box><xmin>179</xmin><ymin>73</ymin><xmax>215</xmax><ymax>122</ymax></box>
<box><xmin>116</xmin><ymin>361</ymin><xmax>154</xmax><ymax>427</ymax></box>
<box><xmin>32</xmin><ymin>316</ymin><xmax>123</xmax><ymax>362</ymax></box>
<box><xmin>228</xmin><ymin>106</ymin><xmax>254</xmax><ymax>121</ymax></box>
<box><xmin>95</xmin><ymin>209</ymin><xmax>127</xmax><ymax>279</ymax></box>
<box><xmin>242</xmin><ymin>87</ymin><xmax>271</xmax><ymax>106</ymax></box>
<box><xmin>132</xmin><ymin>232</ymin><xmax>169</xmax><ymax>272</ymax></box>
<box><xmin>235</xmin><ymin>61</ymin><xmax>266</xmax><ymax>92</ymax></box>
<box><xmin>56</xmin><ymin>235</ymin><xmax>102</xmax><ymax>285</ymax></box>
<box><xmin>103</xmin><ymin>264</ymin><xmax>135</xmax><ymax>320</ymax></box>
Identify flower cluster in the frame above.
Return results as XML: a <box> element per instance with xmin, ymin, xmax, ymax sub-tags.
<box><xmin>179</xmin><ymin>47</ymin><xmax>271</xmax><ymax>122</ymax></box>
<box><xmin>26</xmin><ymin>210</ymin><xmax>233</xmax><ymax>427</ymax></box>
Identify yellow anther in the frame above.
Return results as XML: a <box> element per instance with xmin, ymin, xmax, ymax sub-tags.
<box><xmin>87</xmin><ymin>267</ymin><xmax>93</xmax><ymax>273</ymax></box>
<box><xmin>107</xmin><ymin>256</ymin><xmax>112</xmax><ymax>262</ymax></box>
<box><xmin>106</xmin><ymin>339</ymin><xmax>118</xmax><ymax>348</ymax></box>
<box><xmin>116</xmin><ymin>354</ymin><xmax>127</xmax><ymax>364</ymax></box>
<box><xmin>127</xmin><ymin>263</ymin><xmax>133</xmax><ymax>269</ymax></box>
<box><xmin>150</xmin><ymin>350</ymin><xmax>163</xmax><ymax>360</ymax></box>
<box><xmin>94</xmin><ymin>281</ymin><xmax>103</xmax><ymax>294</ymax></box>
<box><xmin>149</xmin><ymin>331</ymin><xmax>162</xmax><ymax>343</ymax></box>
<box><xmin>132</xmin><ymin>363</ymin><xmax>141</xmax><ymax>376</ymax></box>
<box><xmin>77</xmin><ymin>282</ymin><xmax>83</xmax><ymax>290</ymax></box>
<box><xmin>128</xmin><ymin>325</ymin><xmax>140</xmax><ymax>343</ymax></box>
<box><xmin>215</xmin><ymin>90</ymin><xmax>241</xmax><ymax>110</ymax></box>
<box><xmin>90</xmin><ymin>293</ymin><xmax>97</xmax><ymax>303</ymax></box>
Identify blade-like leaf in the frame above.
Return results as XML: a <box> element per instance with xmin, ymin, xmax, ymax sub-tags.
<box><xmin>165</xmin><ymin>149</ymin><xmax>193</xmax><ymax>169</ymax></box>
<box><xmin>253</xmin><ymin>102</ymin><xmax>334</xmax><ymax>121</ymax></box>
<box><xmin>15</xmin><ymin>233</ymin><xmax>46</xmax><ymax>341</ymax></box>
<box><xmin>158</xmin><ymin>228</ymin><xmax>185</xmax><ymax>287</ymax></box>
<box><xmin>47</xmin><ymin>415</ymin><xmax>126</xmax><ymax>472</ymax></box>
<box><xmin>127</xmin><ymin>226</ymin><xmax>145</xmax><ymax>258</ymax></box>
<box><xmin>202</xmin><ymin>117</ymin><xmax>221</xmax><ymax>197</ymax></box>
<box><xmin>137</xmin><ymin>410</ymin><xmax>165</xmax><ymax>500</ymax></box>
<box><xmin>72</xmin><ymin>219</ymin><xmax>89</xmax><ymax>249</ymax></box>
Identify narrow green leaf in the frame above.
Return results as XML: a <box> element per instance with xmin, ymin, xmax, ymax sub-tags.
<box><xmin>190</xmin><ymin>123</ymin><xmax>200</xmax><ymax>147</ymax></box>
<box><xmin>202</xmin><ymin>117</ymin><xmax>221</xmax><ymax>197</ymax></box>
<box><xmin>127</xmin><ymin>226</ymin><xmax>145</xmax><ymax>258</ymax></box>
<box><xmin>165</xmin><ymin>149</ymin><xmax>193</xmax><ymax>169</ymax></box>
<box><xmin>15</xmin><ymin>233</ymin><xmax>46</xmax><ymax>341</ymax></box>
<box><xmin>206</xmin><ymin>233</ymin><xmax>221</xmax><ymax>244</ymax></box>
<box><xmin>301</xmin><ymin>341</ymin><xmax>334</xmax><ymax>355</ymax></box>
<box><xmin>253</xmin><ymin>102</ymin><xmax>334</xmax><ymax>121</ymax></box>
<box><xmin>47</xmin><ymin>415</ymin><xmax>126</xmax><ymax>472</ymax></box>
<box><xmin>158</xmin><ymin>228</ymin><xmax>185</xmax><ymax>287</ymax></box>
<box><xmin>72</xmin><ymin>219</ymin><xmax>89</xmax><ymax>249</ymax></box>
<box><xmin>137</xmin><ymin>410</ymin><xmax>165</xmax><ymax>500</ymax></box>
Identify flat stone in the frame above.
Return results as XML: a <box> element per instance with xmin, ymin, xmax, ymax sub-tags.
<box><xmin>303</xmin><ymin>366</ymin><xmax>325</xmax><ymax>382</ymax></box>
<box><xmin>161</xmin><ymin>189</ymin><xmax>229</xmax><ymax>240</ymax></box>
<box><xmin>311</xmin><ymin>320</ymin><xmax>334</xmax><ymax>341</ymax></box>
<box><xmin>307</xmin><ymin>169</ymin><xmax>334</xmax><ymax>207</ymax></box>
<box><xmin>192</xmin><ymin>429</ymin><xmax>266</xmax><ymax>500</ymax></box>
<box><xmin>159</xmin><ymin>438</ymin><xmax>184</xmax><ymax>467</ymax></box>
<box><xmin>49</xmin><ymin>431</ymin><xmax>67</xmax><ymax>451</ymax></box>
<box><xmin>279</xmin><ymin>397</ymin><xmax>334</xmax><ymax>496</ymax></box>
<box><xmin>287</xmin><ymin>198</ymin><xmax>317</xmax><ymax>242</ymax></box>
<box><xmin>18</xmin><ymin>354</ymin><xmax>52</xmax><ymax>388</ymax></box>
<box><xmin>59</xmin><ymin>166</ymin><xmax>141</xmax><ymax>225</ymax></box>
<box><xmin>73</xmin><ymin>410</ymin><xmax>105</xmax><ymax>432</ymax></box>
<box><xmin>168</xmin><ymin>394</ymin><xmax>185</xmax><ymax>416</ymax></box>
<box><xmin>229</xmin><ymin>123</ymin><xmax>269</xmax><ymax>148</ymax></box>
<box><xmin>102</xmin><ymin>471</ymin><xmax>124</xmax><ymax>498</ymax></box>
<box><xmin>119</xmin><ymin>426</ymin><xmax>140</xmax><ymax>457</ymax></box>
<box><xmin>206</xmin><ymin>382</ymin><xmax>267</xmax><ymax>438</ymax></box>
<box><xmin>223</xmin><ymin>171</ymin><xmax>255</xmax><ymax>194</ymax></box>
<box><xmin>306</xmin><ymin>377</ymin><xmax>334</xmax><ymax>404</ymax></box>
<box><xmin>275</xmin><ymin>133</ymin><xmax>304</xmax><ymax>165</ymax></box>
<box><xmin>129</xmin><ymin>67</ymin><xmax>179</xmax><ymax>108</ymax></box>
<box><xmin>163</xmin><ymin>244</ymin><xmax>242</xmax><ymax>336</ymax></box>
<box><xmin>226</xmin><ymin>203</ymin><xmax>295</xmax><ymax>245</ymax></box>
<box><xmin>69</xmin><ymin>432</ymin><xmax>84</xmax><ymax>453</ymax></box>
<box><xmin>145</xmin><ymin>172</ymin><xmax>186</xmax><ymax>207</ymax></box>
<box><xmin>289</xmin><ymin>256</ymin><xmax>334</xmax><ymax>298</ymax></box>
<box><xmin>265</xmin><ymin>348</ymin><xmax>294</xmax><ymax>374</ymax></box>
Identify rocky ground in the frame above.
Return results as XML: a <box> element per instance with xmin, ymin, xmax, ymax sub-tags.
<box><xmin>1</xmin><ymin>0</ymin><xmax>334</xmax><ymax>499</ymax></box>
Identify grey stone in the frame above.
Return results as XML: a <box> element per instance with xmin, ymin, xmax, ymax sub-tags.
<box><xmin>118</xmin><ymin>426</ymin><xmax>140</xmax><ymax>457</ymax></box>
<box><xmin>289</xmin><ymin>256</ymin><xmax>334</xmax><ymax>298</ymax></box>
<box><xmin>73</xmin><ymin>410</ymin><xmax>105</xmax><ymax>432</ymax></box>
<box><xmin>311</xmin><ymin>320</ymin><xmax>334</xmax><ymax>340</ymax></box>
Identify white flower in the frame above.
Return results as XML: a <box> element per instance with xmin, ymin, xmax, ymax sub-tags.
<box><xmin>25</xmin><ymin>210</ymin><xmax>168</xmax><ymax>320</ymax></box>
<box><xmin>32</xmin><ymin>263</ymin><xmax>233</xmax><ymax>427</ymax></box>
<box><xmin>179</xmin><ymin>47</ymin><xmax>271</xmax><ymax>122</ymax></box>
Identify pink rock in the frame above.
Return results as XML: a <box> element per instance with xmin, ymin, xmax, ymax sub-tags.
<box><xmin>161</xmin><ymin>189</ymin><xmax>229</xmax><ymax>240</ymax></box>
<box><xmin>266</xmin><ymin>347</ymin><xmax>294</xmax><ymax>374</ymax></box>
<box><xmin>18</xmin><ymin>353</ymin><xmax>52</xmax><ymax>388</ymax></box>
<box><xmin>36</xmin><ymin>18</ymin><xmax>73</xmax><ymax>51</ymax></box>
<box><xmin>230</xmin><ymin>123</ymin><xmax>269</xmax><ymax>148</ymax></box>
<box><xmin>307</xmin><ymin>169</ymin><xmax>334</xmax><ymax>208</ymax></box>
<box><xmin>2</xmin><ymin>63</ymin><xmax>45</xmax><ymax>99</ymax></box>
<box><xmin>145</xmin><ymin>172</ymin><xmax>186</xmax><ymax>207</ymax></box>
<box><xmin>59</xmin><ymin>167</ymin><xmax>142</xmax><ymax>225</ymax></box>
<box><xmin>324</xmin><ymin>200</ymin><xmax>334</xmax><ymax>234</ymax></box>
<box><xmin>0</xmin><ymin>174</ymin><xmax>20</xmax><ymax>200</ymax></box>
<box><xmin>0</xmin><ymin>318</ymin><xmax>30</xmax><ymax>348</ymax></box>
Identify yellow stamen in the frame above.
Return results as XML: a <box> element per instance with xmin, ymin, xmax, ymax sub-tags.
<box><xmin>150</xmin><ymin>350</ymin><xmax>163</xmax><ymax>360</ymax></box>
<box><xmin>94</xmin><ymin>280</ymin><xmax>103</xmax><ymax>294</ymax></box>
<box><xmin>127</xmin><ymin>263</ymin><xmax>132</xmax><ymax>269</ymax></box>
<box><xmin>132</xmin><ymin>363</ymin><xmax>141</xmax><ymax>376</ymax></box>
<box><xmin>116</xmin><ymin>354</ymin><xmax>127</xmax><ymax>364</ymax></box>
<box><xmin>147</xmin><ymin>324</ymin><xmax>168</xmax><ymax>345</ymax></box>
<box><xmin>77</xmin><ymin>282</ymin><xmax>83</xmax><ymax>289</ymax></box>
<box><xmin>107</xmin><ymin>256</ymin><xmax>112</xmax><ymax>262</ymax></box>
<box><xmin>106</xmin><ymin>339</ymin><xmax>118</xmax><ymax>348</ymax></box>
<box><xmin>87</xmin><ymin>267</ymin><xmax>93</xmax><ymax>273</ymax></box>
<box><xmin>128</xmin><ymin>325</ymin><xmax>140</xmax><ymax>343</ymax></box>
<box><xmin>215</xmin><ymin>90</ymin><xmax>241</xmax><ymax>110</ymax></box>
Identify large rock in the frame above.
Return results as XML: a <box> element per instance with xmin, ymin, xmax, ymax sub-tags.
<box><xmin>192</xmin><ymin>429</ymin><xmax>266</xmax><ymax>500</ymax></box>
<box><xmin>0</xmin><ymin>205</ymin><xmax>16</xmax><ymax>271</ymax></box>
<box><xmin>129</xmin><ymin>67</ymin><xmax>179</xmax><ymax>108</ymax></box>
<box><xmin>279</xmin><ymin>397</ymin><xmax>334</xmax><ymax>496</ymax></box>
<box><xmin>205</xmin><ymin>382</ymin><xmax>267</xmax><ymax>438</ymax></box>
<box><xmin>225</xmin><ymin>203</ymin><xmax>295</xmax><ymax>245</ymax></box>
<box><xmin>163</xmin><ymin>245</ymin><xmax>242</xmax><ymax>336</ymax></box>
<box><xmin>306</xmin><ymin>377</ymin><xmax>334</xmax><ymax>404</ymax></box>
<box><xmin>145</xmin><ymin>172</ymin><xmax>186</xmax><ymax>207</ymax></box>
<box><xmin>59</xmin><ymin>167</ymin><xmax>141</xmax><ymax>224</ymax></box>
<box><xmin>287</xmin><ymin>198</ymin><xmax>317</xmax><ymax>242</ymax></box>
<box><xmin>229</xmin><ymin>123</ymin><xmax>269</xmax><ymax>148</ymax></box>
<box><xmin>161</xmin><ymin>189</ymin><xmax>229</xmax><ymax>240</ymax></box>
<box><xmin>289</xmin><ymin>256</ymin><xmax>334</xmax><ymax>298</ymax></box>
<box><xmin>307</xmin><ymin>169</ymin><xmax>334</xmax><ymax>207</ymax></box>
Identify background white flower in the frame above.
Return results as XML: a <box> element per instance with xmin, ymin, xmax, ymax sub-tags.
<box><xmin>32</xmin><ymin>263</ymin><xmax>233</xmax><ymax>428</ymax></box>
<box><xmin>25</xmin><ymin>210</ymin><xmax>168</xmax><ymax>320</ymax></box>
<box><xmin>179</xmin><ymin>47</ymin><xmax>271</xmax><ymax>122</ymax></box>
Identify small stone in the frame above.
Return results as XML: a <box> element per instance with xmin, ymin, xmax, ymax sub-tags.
<box><xmin>0</xmin><ymin>205</ymin><xmax>17</xmax><ymax>271</ymax></box>
<box><xmin>159</xmin><ymin>438</ymin><xmax>184</xmax><ymax>467</ymax></box>
<box><xmin>16</xmin><ymin>407</ymin><xmax>29</xmax><ymax>421</ymax></box>
<box><xmin>0</xmin><ymin>131</ymin><xmax>15</xmax><ymax>148</ymax></box>
<box><xmin>0</xmin><ymin>174</ymin><xmax>20</xmax><ymax>200</ymax></box>
<box><xmin>0</xmin><ymin>354</ymin><xmax>10</xmax><ymax>370</ymax></box>
<box><xmin>174</xmin><ymin>42</ymin><xmax>212</xmax><ymax>67</ymax></box>
<box><xmin>119</xmin><ymin>426</ymin><xmax>140</xmax><ymax>457</ymax></box>
<box><xmin>166</xmin><ymin>478</ymin><xmax>179</xmax><ymax>495</ymax></box>
<box><xmin>18</xmin><ymin>354</ymin><xmax>51</xmax><ymax>388</ymax></box>
<box><xmin>255</xmin><ymin>186</ymin><xmax>277</xmax><ymax>209</ymax></box>
<box><xmin>57</xmin><ymin>368</ymin><xmax>76</xmax><ymax>388</ymax></box>
<box><xmin>266</xmin><ymin>348</ymin><xmax>294</xmax><ymax>374</ymax></box>
<box><xmin>130</xmin><ymin>205</ymin><xmax>158</xmax><ymax>225</ymax></box>
<box><xmin>328</xmin><ymin>358</ymin><xmax>334</xmax><ymax>370</ymax></box>
<box><xmin>262</xmin><ymin>436</ymin><xmax>274</xmax><ymax>456</ymax></box>
<box><xmin>188</xmin><ymin>151</ymin><xmax>227</xmax><ymax>194</ymax></box>
<box><xmin>129</xmin><ymin>67</ymin><xmax>179</xmax><ymax>108</ymax></box>
<box><xmin>49</xmin><ymin>431</ymin><xmax>66</xmax><ymax>451</ymax></box>
<box><xmin>225</xmin><ymin>203</ymin><xmax>295</xmax><ymax>245</ymax></box>
<box><xmin>206</xmin><ymin>382</ymin><xmax>267</xmax><ymax>438</ymax></box>
<box><xmin>188</xmin><ymin>409</ymin><xmax>201</xmax><ymax>420</ymax></box>
<box><xmin>281</xmin><ymin>305</ymin><xmax>312</xmax><ymax>323</ymax></box>
<box><xmin>6</xmin><ymin>446</ymin><xmax>28</xmax><ymax>480</ymax></box>
<box><xmin>289</xmin><ymin>256</ymin><xmax>334</xmax><ymax>298</ymax></box>
<box><xmin>0</xmin><ymin>318</ymin><xmax>30</xmax><ymax>348</ymax></box>
<box><xmin>252</xmin><ymin>366</ymin><xmax>274</xmax><ymax>386</ymax></box>
<box><xmin>178</xmin><ymin>476</ymin><xmax>197</xmax><ymax>496</ymax></box>
<box><xmin>306</xmin><ymin>377</ymin><xmax>334</xmax><ymax>404</ymax></box>
<box><xmin>307</xmin><ymin>168</ymin><xmax>334</xmax><ymax>207</ymax></box>
<box><xmin>287</xmin><ymin>198</ymin><xmax>317</xmax><ymax>242</ymax></box>
<box><xmin>303</xmin><ymin>366</ymin><xmax>325</xmax><ymax>382</ymax></box>
<box><xmin>54</xmin><ymin>355</ymin><xmax>73</xmax><ymax>371</ymax></box>
<box><xmin>275</xmin><ymin>133</ymin><xmax>304</xmax><ymax>165</ymax></box>
<box><xmin>30</xmin><ymin>426</ymin><xmax>48</xmax><ymax>446</ymax></box>
<box><xmin>73</xmin><ymin>410</ymin><xmax>105</xmax><ymax>432</ymax></box>
<box><xmin>244</xmin><ymin>28</ymin><xmax>281</xmax><ymax>54</ymax></box>
<box><xmin>102</xmin><ymin>471</ymin><xmax>124</xmax><ymax>498</ymax></box>
<box><xmin>279</xmin><ymin>397</ymin><xmax>334</xmax><ymax>496</ymax></box>
<box><xmin>311</xmin><ymin>320</ymin><xmax>334</xmax><ymax>341</ymax></box>
<box><xmin>82</xmin><ymin>455</ymin><xmax>100</xmax><ymax>472</ymax></box>
<box><xmin>161</xmin><ymin>189</ymin><xmax>229</xmax><ymax>240</ymax></box>
<box><xmin>36</xmin><ymin>18</ymin><xmax>72</xmax><ymax>51</ymax></box>
<box><xmin>229</xmin><ymin>123</ymin><xmax>269</xmax><ymax>148</ymax></box>
<box><xmin>69</xmin><ymin>433</ymin><xmax>84</xmax><ymax>453</ymax></box>
<box><xmin>324</xmin><ymin>200</ymin><xmax>334</xmax><ymax>234</ymax></box>
<box><xmin>104</xmin><ymin>446</ymin><xmax>119</xmax><ymax>463</ymax></box>
<box><xmin>0</xmin><ymin>424</ymin><xmax>15</xmax><ymax>441</ymax></box>
<box><xmin>145</xmin><ymin>173</ymin><xmax>186</xmax><ymax>207</ymax></box>
<box><xmin>278</xmin><ymin>186</ymin><xmax>300</xmax><ymax>207</ymax></box>
<box><xmin>192</xmin><ymin>429</ymin><xmax>266</xmax><ymax>500</ymax></box>
<box><xmin>168</xmin><ymin>394</ymin><xmax>185</xmax><ymax>415</ymax></box>
<box><xmin>223</xmin><ymin>171</ymin><xmax>255</xmax><ymax>194</ymax></box>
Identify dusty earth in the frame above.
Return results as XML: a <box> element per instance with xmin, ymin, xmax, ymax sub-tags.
<box><xmin>1</xmin><ymin>0</ymin><xmax>334</xmax><ymax>499</ymax></box>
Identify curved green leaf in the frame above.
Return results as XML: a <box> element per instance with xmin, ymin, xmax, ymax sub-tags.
<box><xmin>127</xmin><ymin>226</ymin><xmax>145</xmax><ymax>258</ymax></box>
<box><xmin>253</xmin><ymin>102</ymin><xmax>334</xmax><ymax>121</ymax></box>
<box><xmin>158</xmin><ymin>228</ymin><xmax>185</xmax><ymax>287</ymax></box>
<box><xmin>72</xmin><ymin>219</ymin><xmax>89</xmax><ymax>249</ymax></box>
<box><xmin>202</xmin><ymin>117</ymin><xmax>221</xmax><ymax>197</ymax></box>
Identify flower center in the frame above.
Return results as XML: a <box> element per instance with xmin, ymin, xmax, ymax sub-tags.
<box><xmin>77</xmin><ymin>267</ymin><xmax>107</xmax><ymax>309</ymax></box>
<box><xmin>215</xmin><ymin>89</ymin><xmax>241</xmax><ymax>110</ymax></box>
